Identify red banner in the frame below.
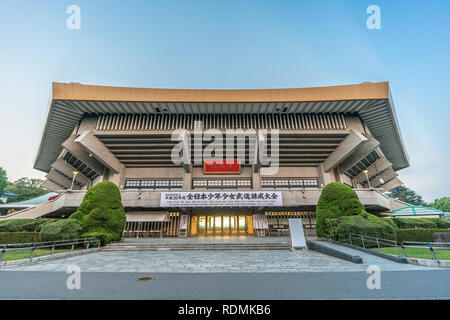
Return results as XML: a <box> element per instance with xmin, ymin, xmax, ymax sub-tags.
<box><xmin>203</xmin><ymin>160</ymin><xmax>241</xmax><ymax>174</ymax></box>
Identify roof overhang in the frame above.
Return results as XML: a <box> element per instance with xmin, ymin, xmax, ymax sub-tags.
<box><xmin>34</xmin><ymin>81</ymin><xmax>409</xmax><ymax>172</ymax></box>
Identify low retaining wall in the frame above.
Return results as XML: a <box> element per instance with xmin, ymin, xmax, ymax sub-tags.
<box><xmin>329</xmin><ymin>240</ymin><xmax>408</xmax><ymax>264</ymax></box>
<box><xmin>306</xmin><ymin>240</ymin><xmax>363</xmax><ymax>264</ymax></box>
<box><xmin>405</xmin><ymin>257</ymin><xmax>450</xmax><ymax>268</ymax></box>
<box><xmin>0</xmin><ymin>247</ymin><xmax>100</xmax><ymax>267</ymax></box>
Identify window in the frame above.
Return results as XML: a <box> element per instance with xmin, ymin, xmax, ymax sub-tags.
<box><xmin>192</xmin><ymin>178</ymin><xmax>252</xmax><ymax>190</ymax></box>
<box><xmin>261</xmin><ymin>177</ymin><xmax>319</xmax><ymax>189</ymax></box>
<box><xmin>124</xmin><ymin>179</ymin><xmax>183</xmax><ymax>190</ymax></box>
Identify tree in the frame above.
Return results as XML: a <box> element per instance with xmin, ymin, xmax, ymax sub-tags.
<box><xmin>70</xmin><ymin>181</ymin><xmax>126</xmax><ymax>244</ymax></box>
<box><xmin>0</xmin><ymin>167</ymin><xmax>7</xmax><ymax>196</ymax></box>
<box><xmin>316</xmin><ymin>182</ymin><xmax>366</xmax><ymax>237</ymax></box>
<box><xmin>385</xmin><ymin>186</ymin><xmax>426</xmax><ymax>205</ymax></box>
<box><xmin>5</xmin><ymin>177</ymin><xmax>49</xmax><ymax>202</ymax></box>
<box><xmin>429</xmin><ymin>197</ymin><xmax>450</xmax><ymax>212</ymax></box>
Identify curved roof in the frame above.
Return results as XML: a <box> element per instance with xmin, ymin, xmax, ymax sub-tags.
<box><xmin>33</xmin><ymin>81</ymin><xmax>409</xmax><ymax>172</ymax></box>
<box><xmin>390</xmin><ymin>205</ymin><xmax>445</xmax><ymax>217</ymax></box>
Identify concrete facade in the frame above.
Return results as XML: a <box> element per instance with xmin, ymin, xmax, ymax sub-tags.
<box><xmin>2</xmin><ymin>82</ymin><xmax>410</xmax><ymax>237</ymax></box>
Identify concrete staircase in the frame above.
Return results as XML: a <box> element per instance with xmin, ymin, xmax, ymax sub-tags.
<box><xmin>102</xmin><ymin>237</ymin><xmax>291</xmax><ymax>251</ymax></box>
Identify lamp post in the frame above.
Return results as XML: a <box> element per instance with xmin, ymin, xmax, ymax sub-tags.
<box><xmin>70</xmin><ymin>171</ymin><xmax>78</xmax><ymax>190</ymax></box>
<box><xmin>363</xmin><ymin>170</ymin><xmax>371</xmax><ymax>189</ymax></box>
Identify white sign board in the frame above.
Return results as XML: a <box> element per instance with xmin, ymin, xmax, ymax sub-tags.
<box><xmin>160</xmin><ymin>191</ymin><xmax>282</xmax><ymax>207</ymax></box>
<box><xmin>288</xmin><ymin>218</ymin><xmax>307</xmax><ymax>250</ymax></box>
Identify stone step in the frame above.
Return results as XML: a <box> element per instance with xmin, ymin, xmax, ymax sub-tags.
<box><xmin>102</xmin><ymin>242</ymin><xmax>291</xmax><ymax>251</ymax></box>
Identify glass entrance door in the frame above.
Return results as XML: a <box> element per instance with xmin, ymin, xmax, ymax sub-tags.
<box><xmin>192</xmin><ymin>215</ymin><xmax>252</xmax><ymax>236</ymax></box>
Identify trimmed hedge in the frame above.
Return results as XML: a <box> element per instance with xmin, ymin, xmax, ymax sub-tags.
<box><xmin>395</xmin><ymin>228</ymin><xmax>450</xmax><ymax>243</ymax></box>
<box><xmin>391</xmin><ymin>218</ymin><xmax>438</xmax><ymax>229</ymax></box>
<box><xmin>316</xmin><ymin>182</ymin><xmax>365</xmax><ymax>237</ymax></box>
<box><xmin>0</xmin><ymin>232</ymin><xmax>40</xmax><ymax>244</ymax></box>
<box><xmin>39</xmin><ymin>219</ymin><xmax>83</xmax><ymax>242</ymax></box>
<box><xmin>0</xmin><ymin>219</ymin><xmax>51</xmax><ymax>232</ymax></box>
<box><xmin>330</xmin><ymin>214</ymin><xmax>396</xmax><ymax>245</ymax></box>
<box><xmin>70</xmin><ymin>181</ymin><xmax>126</xmax><ymax>244</ymax></box>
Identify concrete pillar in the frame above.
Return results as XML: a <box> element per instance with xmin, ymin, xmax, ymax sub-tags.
<box><xmin>338</xmin><ymin>137</ymin><xmax>380</xmax><ymax>173</ymax></box>
<box><xmin>42</xmin><ymin>179</ymin><xmax>65</xmax><ymax>192</ymax></box>
<box><xmin>45</xmin><ymin>169</ymin><xmax>75</xmax><ymax>190</ymax></box>
<box><xmin>51</xmin><ymin>158</ymin><xmax>90</xmax><ymax>186</ymax></box>
<box><xmin>355</xmin><ymin>158</ymin><xmax>393</xmax><ymax>184</ymax></box>
<box><xmin>252</xmin><ymin>165</ymin><xmax>261</xmax><ymax>189</ymax></box>
<box><xmin>318</xmin><ymin>163</ymin><xmax>334</xmax><ymax>188</ymax></box>
<box><xmin>183</xmin><ymin>165</ymin><xmax>192</xmax><ymax>190</ymax></box>
<box><xmin>380</xmin><ymin>177</ymin><xmax>403</xmax><ymax>192</ymax></box>
<box><xmin>62</xmin><ymin>135</ymin><xmax>105</xmax><ymax>174</ymax></box>
<box><xmin>323</xmin><ymin>129</ymin><xmax>367</xmax><ymax>172</ymax></box>
<box><xmin>362</xmin><ymin>167</ymin><xmax>397</xmax><ymax>188</ymax></box>
<box><xmin>75</xmin><ymin>131</ymin><xmax>122</xmax><ymax>173</ymax></box>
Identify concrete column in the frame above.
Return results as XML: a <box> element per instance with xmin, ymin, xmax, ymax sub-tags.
<box><xmin>252</xmin><ymin>165</ymin><xmax>261</xmax><ymax>189</ymax></box>
<box><xmin>42</xmin><ymin>179</ymin><xmax>65</xmax><ymax>192</ymax></box>
<box><xmin>355</xmin><ymin>158</ymin><xmax>392</xmax><ymax>184</ymax></box>
<box><xmin>51</xmin><ymin>158</ymin><xmax>90</xmax><ymax>186</ymax></box>
<box><xmin>318</xmin><ymin>163</ymin><xmax>334</xmax><ymax>188</ymax></box>
<box><xmin>338</xmin><ymin>137</ymin><xmax>380</xmax><ymax>173</ymax></box>
<box><xmin>75</xmin><ymin>131</ymin><xmax>122</xmax><ymax>173</ymax></box>
<box><xmin>62</xmin><ymin>135</ymin><xmax>105</xmax><ymax>174</ymax></box>
<box><xmin>183</xmin><ymin>165</ymin><xmax>192</xmax><ymax>190</ymax></box>
<box><xmin>109</xmin><ymin>165</ymin><xmax>126</xmax><ymax>189</ymax></box>
<box><xmin>323</xmin><ymin>129</ymin><xmax>367</xmax><ymax>172</ymax></box>
<box><xmin>363</xmin><ymin>167</ymin><xmax>398</xmax><ymax>188</ymax></box>
<box><xmin>45</xmin><ymin>169</ymin><xmax>76</xmax><ymax>190</ymax></box>
<box><xmin>379</xmin><ymin>177</ymin><xmax>403</xmax><ymax>192</ymax></box>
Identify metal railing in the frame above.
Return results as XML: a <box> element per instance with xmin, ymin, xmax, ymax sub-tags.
<box><xmin>0</xmin><ymin>237</ymin><xmax>100</xmax><ymax>263</ymax></box>
<box><xmin>400</xmin><ymin>241</ymin><xmax>450</xmax><ymax>261</ymax></box>
<box><xmin>348</xmin><ymin>233</ymin><xmax>401</xmax><ymax>255</ymax></box>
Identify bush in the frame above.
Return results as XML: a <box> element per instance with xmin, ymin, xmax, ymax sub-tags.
<box><xmin>39</xmin><ymin>219</ymin><xmax>83</xmax><ymax>242</ymax></box>
<box><xmin>0</xmin><ymin>219</ymin><xmax>50</xmax><ymax>232</ymax></box>
<box><xmin>395</xmin><ymin>228</ymin><xmax>450</xmax><ymax>243</ymax></box>
<box><xmin>81</xmin><ymin>231</ymin><xmax>111</xmax><ymax>246</ymax></box>
<box><xmin>316</xmin><ymin>182</ymin><xmax>365</xmax><ymax>237</ymax></box>
<box><xmin>392</xmin><ymin>218</ymin><xmax>437</xmax><ymax>229</ymax></box>
<box><xmin>70</xmin><ymin>181</ymin><xmax>126</xmax><ymax>244</ymax></box>
<box><xmin>428</xmin><ymin>218</ymin><xmax>450</xmax><ymax>229</ymax></box>
<box><xmin>331</xmin><ymin>214</ymin><xmax>396</xmax><ymax>245</ymax></box>
<box><xmin>0</xmin><ymin>232</ymin><xmax>40</xmax><ymax>244</ymax></box>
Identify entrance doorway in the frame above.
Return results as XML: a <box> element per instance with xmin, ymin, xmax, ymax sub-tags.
<box><xmin>190</xmin><ymin>215</ymin><xmax>253</xmax><ymax>236</ymax></box>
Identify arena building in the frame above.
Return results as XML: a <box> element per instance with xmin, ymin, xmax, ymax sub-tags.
<box><xmin>4</xmin><ymin>81</ymin><xmax>410</xmax><ymax>237</ymax></box>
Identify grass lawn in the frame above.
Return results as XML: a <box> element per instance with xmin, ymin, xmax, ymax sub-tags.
<box><xmin>372</xmin><ymin>247</ymin><xmax>450</xmax><ymax>260</ymax></box>
<box><xmin>1</xmin><ymin>248</ymin><xmax>70</xmax><ymax>262</ymax></box>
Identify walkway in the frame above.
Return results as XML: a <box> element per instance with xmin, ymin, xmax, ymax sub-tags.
<box><xmin>314</xmin><ymin>240</ymin><xmax>443</xmax><ymax>271</ymax></box>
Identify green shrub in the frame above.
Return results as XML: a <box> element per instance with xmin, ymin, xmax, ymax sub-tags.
<box><xmin>39</xmin><ymin>219</ymin><xmax>83</xmax><ymax>242</ymax></box>
<box><xmin>70</xmin><ymin>181</ymin><xmax>126</xmax><ymax>244</ymax></box>
<box><xmin>332</xmin><ymin>214</ymin><xmax>396</xmax><ymax>245</ymax></box>
<box><xmin>392</xmin><ymin>218</ymin><xmax>437</xmax><ymax>229</ymax></box>
<box><xmin>316</xmin><ymin>182</ymin><xmax>365</xmax><ymax>237</ymax></box>
<box><xmin>395</xmin><ymin>228</ymin><xmax>450</xmax><ymax>243</ymax></box>
<box><xmin>0</xmin><ymin>232</ymin><xmax>40</xmax><ymax>244</ymax></box>
<box><xmin>0</xmin><ymin>219</ymin><xmax>50</xmax><ymax>232</ymax></box>
<box><xmin>427</xmin><ymin>218</ymin><xmax>450</xmax><ymax>229</ymax></box>
<box><xmin>81</xmin><ymin>231</ymin><xmax>111</xmax><ymax>246</ymax></box>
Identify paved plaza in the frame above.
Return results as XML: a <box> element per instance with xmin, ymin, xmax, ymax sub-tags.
<box><xmin>1</xmin><ymin>248</ymin><xmax>441</xmax><ymax>273</ymax></box>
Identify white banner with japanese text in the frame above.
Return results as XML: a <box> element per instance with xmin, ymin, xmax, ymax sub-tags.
<box><xmin>160</xmin><ymin>191</ymin><xmax>282</xmax><ymax>207</ymax></box>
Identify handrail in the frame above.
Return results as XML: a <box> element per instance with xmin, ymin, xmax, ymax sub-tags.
<box><xmin>0</xmin><ymin>237</ymin><xmax>100</xmax><ymax>263</ymax></box>
<box><xmin>401</xmin><ymin>240</ymin><xmax>450</xmax><ymax>260</ymax></box>
<box><xmin>348</xmin><ymin>233</ymin><xmax>401</xmax><ymax>255</ymax></box>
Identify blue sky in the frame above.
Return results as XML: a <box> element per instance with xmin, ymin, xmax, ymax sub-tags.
<box><xmin>0</xmin><ymin>0</ymin><xmax>449</xmax><ymax>202</ymax></box>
